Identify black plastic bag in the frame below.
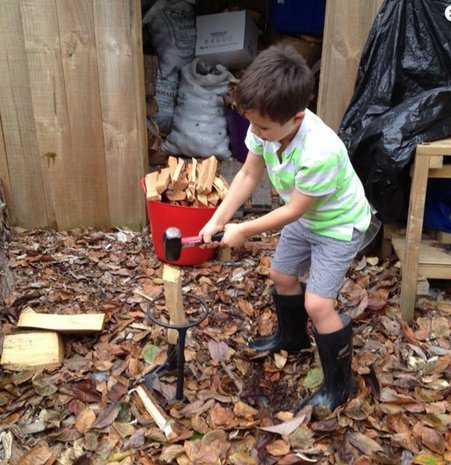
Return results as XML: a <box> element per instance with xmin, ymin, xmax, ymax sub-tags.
<box><xmin>339</xmin><ymin>0</ymin><xmax>451</xmax><ymax>222</ymax></box>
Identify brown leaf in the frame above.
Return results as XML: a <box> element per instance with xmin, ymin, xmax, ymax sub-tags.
<box><xmin>75</xmin><ymin>407</ymin><xmax>96</xmax><ymax>434</ymax></box>
<box><xmin>391</xmin><ymin>432</ymin><xmax>420</xmax><ymax>454</ymax></box>
<box><xmin>208</xmin><ymin>340</ymin><xmax>229</xmax><ymax>362</ymax></box>
<box><xmin>266</xmin><ymin>439</ymin><xmax>290</xmax><ymax>457</ymax></box>
<box><xmin>158</xmin><ymin>445</ymin><xmax>185</xmax><ymax>463</ymax></box>
<box><xmin>108</xmin><ymin>383</ymin><xmax>128</xmax><ymax>403</ymax></box>
<box><xmin>72</xmin><ymin>380</ymin><xmax>102</xmax><ymax>403</ymax></box>
<box><xmin>413</xmin><ymin>424</ymin><xmax>446</xmax><ymax>455</ymax></box>
<box><xmin>366</xmin><ymin>298</ymin><xmax>387</xmax><ymax>311</ymax></box>
<box><xmin>288</xmin><ymin>425</ymin><xmax>315</xmax><ymax>450</ymax></box>
<box><xmin>184</xmin><ymin>430</ymin><xmax>229</xmax><ymax>463</ymax></box>
<box><xmin>347</xmin><ymin>431</ymin><xmax>384</xmax><ymax>455</ymax></box>
<box><xmin>353</xmin><ymin>458</ymin><xmax>373</xmax><ymax>465</ymax></box>
<box><xmin>16</xmin><ymin>445</ymin><xmax>52</xmax><ymax>465</ymax></box>
<box><xmin>228</xmin><ymin>451</ymin><xmax>258</xmax><ymax>465</ymax></box>
<box><xmin>237</xmin><ymin>299</ymin><xmax>255</xmax><ymax>317</ymax></box>
<box><xmin>233</xmin><ymin>401</ymin><xmax>258</xmax><ymax>419</ymax></box>
<box><xmin>92</xmin><ymin>404</ymin><xmax>121</xmax><ymax>430</ymax></box>
<box><xmin>399</xmin><ymin>318</ymin><xmax>420</xmax><ymax>345</ymax></box>
<box><xmin>209</xmin><ymin>406</ymin><xmax>235</xmax><ymax>429</ymax></box>
<box><xmin>259</xmin><ymin>414</ymin><xmax>306</xmax><ymax>436</ymax></box>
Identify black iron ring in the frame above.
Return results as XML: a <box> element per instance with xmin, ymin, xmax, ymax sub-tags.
<box><xmin>146</xmin><ymin>292</ymin><xmax>209</xmax><ymax>330</ymax></box>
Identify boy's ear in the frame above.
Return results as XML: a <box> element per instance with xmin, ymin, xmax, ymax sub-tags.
<box><xmin>293</xmin><ymin>111</ymin><xmax>305</xmax><ymax>124</ymax></box>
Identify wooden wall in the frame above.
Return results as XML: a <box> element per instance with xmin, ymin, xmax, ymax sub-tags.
<box><xmin>317</xmin><ymin>0</ymin><xmax>385</xmax><ymax>133</ymax></box>
<box><xmin>0</xmin><ymin>0</ymin><xmax>147</xmax><ymax>231</ymax></box>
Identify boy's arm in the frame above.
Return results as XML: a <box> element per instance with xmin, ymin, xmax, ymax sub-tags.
<box><xmin>222</xmin><ymin>190</ymin><xmax>316</xmax><ymax>248</ymax></box>
<box><xmin>200</xmin><ymin>152</ymin><xmax>265</xmax><ymax>241</ymax></box>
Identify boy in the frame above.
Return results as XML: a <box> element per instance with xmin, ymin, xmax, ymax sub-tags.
<box><xmin>200</xmin><ymin>44</ymin><xmax>371</xmax><ymax>413</ymax></box>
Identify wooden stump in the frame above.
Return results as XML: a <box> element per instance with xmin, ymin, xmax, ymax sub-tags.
<box><xmin>0</xmin><ymin>181</ymin><xmax>14</xmax><ymax>303</ymax></box>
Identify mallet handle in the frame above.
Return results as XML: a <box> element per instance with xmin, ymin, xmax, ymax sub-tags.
<box><xmin>181</xmin><ymin>231</ymin><xmax>224</xmax><ymax>247</ymax></box>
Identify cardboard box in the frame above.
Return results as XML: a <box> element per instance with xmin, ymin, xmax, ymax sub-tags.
<box><xmin>195</xmin><ymin>10</ymin><xmax>259</xmax><ymax>70</ymax></box>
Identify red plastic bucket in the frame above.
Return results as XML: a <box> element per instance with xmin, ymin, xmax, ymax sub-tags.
<box><xmin>141</xmin><ymin>179</ymin><xmax>216</xmax><ymax>265</ymax></box>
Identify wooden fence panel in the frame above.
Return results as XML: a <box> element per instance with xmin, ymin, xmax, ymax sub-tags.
<box><xmin>0</xmin><ymin>0</ymin><xmax>48</xmax><ymax>228</ymax></box>
<box><xmin>0</xmin><ymin>0</ymin><xmax>146</xmax><ymax>230</ymax></box>
<box><xmin>55</xmin><ymin>0</ymin><xmax>110</xmax><ymax>228</ymax></box>
<box><xmin>94</xmin><ymin>0</ymin><xmax>147</xmax><ymax>230</ymax></box>
<box><xmin>317</xmin><ymin>0</ymin><xmax>385</xmax><ymax>133</ymax></box>
<box><xmin>21</xmin><ymin>0</ymin><xmax>76</xmax><ymax>230</ymax></box>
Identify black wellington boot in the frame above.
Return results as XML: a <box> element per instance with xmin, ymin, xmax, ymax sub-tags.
<box><xmin>298</xmin><ymin>315</ymin><xmax>357</xmax><ymax>413</ymax></box>
<box><xmin>250</xmin><ymin>291</ymin><xmax>311</xmax><ymax>353</ymax></box>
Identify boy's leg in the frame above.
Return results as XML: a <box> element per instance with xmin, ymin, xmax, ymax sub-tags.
<box><xmin>299</xmin><ymin>228</ymin><xmax>365</xmax><ymax>412</ymax></box>
<box><xmin>250</xmin><ymin>222</ymin><xmax>312</xmax><ymax>353</ymax></box>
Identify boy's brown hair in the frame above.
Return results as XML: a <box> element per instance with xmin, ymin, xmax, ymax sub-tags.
<box><xmin>234</xmin><ymin>44</ymin><xmax>314</xmax><ymax>124</ymax></box>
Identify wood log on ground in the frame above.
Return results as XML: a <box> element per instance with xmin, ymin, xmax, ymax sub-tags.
<box><xmin>135</xmin><ymin>385</ymin><xmax>180</xmax><ymax>440</ymax></box>
<box><xmin>17</xmin><ymin>307</ymin><xmax>105</xmax><ymax>334</ymax></box>
<box><xmin>1</xmin><ymin>332</ymin><xmax>64</xmax><ymax>371</ymax></box>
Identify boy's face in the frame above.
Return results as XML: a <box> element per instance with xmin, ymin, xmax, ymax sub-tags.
<box><xmin>245</xmin><ymin>110</ymin><xmax>304</xmax><ymax>144</ymax></box>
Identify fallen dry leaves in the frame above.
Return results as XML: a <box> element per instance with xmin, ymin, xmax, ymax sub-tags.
<box><xmin>0</xmin><ymin>227</ymin><xmax>450</xmax><ymax>465</ymax></box>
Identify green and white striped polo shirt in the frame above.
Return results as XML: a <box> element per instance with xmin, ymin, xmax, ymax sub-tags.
<box><xmin>245</xmin><ymin>109</ymin><xmax>371</xmax><ymax>241</ymax></box>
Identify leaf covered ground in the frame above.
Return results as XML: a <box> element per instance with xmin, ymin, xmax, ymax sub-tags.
<box><xmin>0</xmin><ymin>227</ymin><xmax>450</xmax><ymax>465</ymax></box>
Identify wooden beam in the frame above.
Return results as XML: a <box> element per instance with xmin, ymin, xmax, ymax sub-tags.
<box><xmin>416</xmin><ymin>138</ymin><xmax>451</xmax><ymax>156</ymax></box>
<box><xmin>17</xmin><ymin>307</ymin><xmax>105</xmax><ymax>334</ymax></box>
<box><xmin>399</xmin><ymin>153</ymin><xmax>430</xmax><ymax>322</ymax></box>
<box><xmin>1</xmin><ymin>332</ymin><xmax>64</xmax><ymax>371</ymax></box>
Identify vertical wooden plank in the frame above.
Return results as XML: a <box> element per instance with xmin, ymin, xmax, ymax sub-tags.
<box><xmin>0</xmin><ymin>115</ymin><xmax>11</xmax><ymax>197</ymax></box>
<box><xmin>400</xmin><ymin>153</ymin><xmax>430</xmax><ymax>323</ymax></box>
<box><xmin>55</xmin><ymin>0</ymin><xmax>110</xmax><ymax>229</ymax></box>
<box><xmin>0</xmin><ymin>0</ymin><xmax>48</xmax><ymax>228</ymax></box>
<box><xmin>94</xmin><ymin>0</ymin><xmax>147</xmax><ymax>230</ymax></box>
<box><xmin>20</xmin><ymin>0</ymin><xmax>75</xmax><ymax>230</ymax></box>
<box><xmin>317</xmin><ymin>0</ymin><xmax>384</xmax><ymax>132</ymax></box>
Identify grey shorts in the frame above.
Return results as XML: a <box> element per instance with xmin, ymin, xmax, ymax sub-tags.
<box><xmin>271</xmin><ymin>221</ymin><xmax>365</xmax><ymax>299</ymax></box>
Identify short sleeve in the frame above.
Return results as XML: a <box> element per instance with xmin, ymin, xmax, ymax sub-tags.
<box><xmin>295</xmin><ymin>153</ymin><xmax>339</xmax><ymax>196</ymax></box>
<box><xmin>244</xmin><ymin>127</ymin><xmax>264</xmax><ymax>155</ymax></box>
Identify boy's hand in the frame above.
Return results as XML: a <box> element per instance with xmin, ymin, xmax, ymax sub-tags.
<box><xmin>221</xmin><ymin>223</ymin><xmax>248</xmax><ymax>248</ymax></box>
<box><xmin>199</xmin><ymin>222</ymin><xmax>224</xmax><ymax>248</ymax></box>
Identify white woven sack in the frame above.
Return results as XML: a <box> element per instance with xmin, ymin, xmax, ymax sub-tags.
<box><xmin>162</xmin><ymin>59</ymin><xmax>234</xmax><ymax>159</ymax></box>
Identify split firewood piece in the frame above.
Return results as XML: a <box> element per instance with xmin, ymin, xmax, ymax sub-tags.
<box><xmin>172</xmin><ymin>175</ymin><xmax>190</xmax><ymax>193</ymax></box>
<box><xmin>207</xmin><ymin>191</ymin><xmax>220</xmax><ymax>207</ymax></box>
<box><xmin>167</xmin><ymin>156</ymin><xmax>179</xmax><ymax>179</ymax></box>
<box><xmin>162</xmin><ymin>265</ymin><xmax>185</xmax><ymax>345</ymax></box>
<box><xmin>1</xmin><ymin>332</ymin><xmax>64</xmax><ymax>371</ymax></box>
<box><xmin>185</xmin><ymin>185</ymin><xmax>196</xmax><ymax>203</ymax></box>
<box><xmin>145</xmin><ymin>171</ymin><xmax>161</xmax><ymax>201</ymax></box>
<box><xmin>217</xmin><ymin>246</ymin><xmax>232</xmax><ymax>261</ymax></box>
<box><xmin>171</xmin><ymin>158</ymin><xmax>186</xmax><ymax>185</ymax></box>
<box><xmin>156</xmin><ymin>167</ymin><xmax>171</xmax><ymax>194</ymax></box>
<box><xmin>196</xmin><ymin>156</ymin><xmax>218</xmax><ymax>195</ymax></box>
<box><xmin>17</xmin><ymin>307</ymin><xmax>105</xmax><ymax>334</ymax></box>
<box><xmin>196</xmin><ymin>193</ymin><xmax>209</xmax><ymax>207</ymax></box>
<box><xmin>135</xmin><ymin>385</ymin><xmax>180</xmax><ymax>440</ymax></box>
<box><xmin>165</xmin><ymin>190</ymin><xmax>186</xmax><ymax>203</ymax></box>
<box><xmin>189</xmin><ymin>158</ymin><xmax>198</xmax><ymax>184</ymax></box>
<box><xmin>213</xmin><ymin>175</ymin><xmax>229</xmax><ymax>200</ymax></box>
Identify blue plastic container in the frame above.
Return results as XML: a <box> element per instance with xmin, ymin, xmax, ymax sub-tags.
<box><xmin>271</xmin><ymin>0</ymin><xmax>326</xmax><ymax>36</ymax></box>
